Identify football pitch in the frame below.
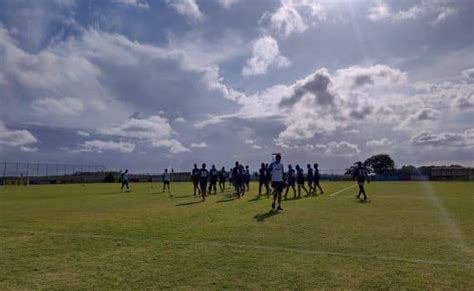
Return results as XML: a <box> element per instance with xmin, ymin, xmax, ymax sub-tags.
<box><xmin>0</xmin><ymin>181</ymin><xmax>473</xmax><ymax>289</ymax></box>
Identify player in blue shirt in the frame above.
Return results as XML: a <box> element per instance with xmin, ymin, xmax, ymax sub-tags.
<box><xmin>284</xmin><ymin>164</ymin><xmax>296</xmax><ymax>200</ymax></box>
<box><xmin>219</xmin><ymin>167</ymin><xmax>227</xmax><ymax>192</ymax></box>
<box><xmin>209</xmin><ymin>165</ymin><xmax>219</xmax><ymax>194</ymax></box>
<box><xmin>353</xmin><ymin>162</ymin><xmax>370</xmax><ymax>201</ymax></box>
<box><xmin>232</xmin><ymin>162</ymin><xmax>243</xmax><ymax>198</ymax></box>
<box><xmin>269</xmin><ymin>154</ymin><xmax>285</xmax><ymax>212</ymax></box>
<box><xmin>120</xmin><ymin>169</ymin><xmax>130</xmax><ymax>192</ymax></box>
<box><xmin>306</xmin><ymin>164</ymin><xmax>315</xmax><ymax>196</ymax></box>
<box><xmin>258</xmin><ymin>163</ymin><xmax>269</xmax><ymax>198</ymax></box>
<box><xmin>313</xmin><ymin>163</ymin><xmax>324</xmax><ymax>194</ymax></box>
<box><xmin>192</xmin><ymin>164</ymin><xmax>201</xmax><ymax>196</ymax></box>
<box><xmin>199</xmin><ymin>163</ymin><xmax>209</xmax><ymax>201</ymax></box>
<box><xmin>162</xmin><ymin>168</ymin><xmax>171</xmax><ymax>193</ymax></box>
<box><xmin>244</xmin><ymin>165</ymin><xmax>251</xmax><ymax>191</ymax></box>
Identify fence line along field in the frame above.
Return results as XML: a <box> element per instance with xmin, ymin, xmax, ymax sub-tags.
<box><xmin>0</xmin><ymin>181</ymin><xmax>472</xmax><ymax>289</ymax></box>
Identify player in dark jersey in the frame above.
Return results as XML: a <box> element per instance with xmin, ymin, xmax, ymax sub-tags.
<box><xmin>219</xmin><ymin>167</ymin><xmax>226</xmax><ymax>192</ymax></box>
<box><xmin>192</xmin><ymin>164</ymin><xmax>201</xmax><ymax>196</ymax></box>
<box><xmin>313</xmin><ymin>163</ymin><xmax>324</xmax><ymax>194</ymax></box>
<box><xmin>209</xmin><ymin>165</ymin><xmax>219</xmax><ymax>194</ymax></box>
<box><xmin>239</xmin><ymin>164</ymin><xmax>246</xmax><ymax>196</ymax></box>
<box><xmin>162</xmin><ymin>168</ymin><xmax>171</xmax><ymax>193</ymax></box>
<box><xmin>265</xmin><ymin>163</ymin><xmax>272</xmax><ymax>195</ymax></box>
<box><xmin>232</xmin><ymin>162</ymin><xmax>243</xmax><ymax>198</ymax></box>
<box><xmin>120</xmin><ymin>169</ymin><xmax>130</xmax><ymax>192</ymax></box>
<box><xmin>258</xmin><ymin>163</ymin><xmax>269</xmax><ymax>198</ymax></box>
<box><xmin>295</xmin><ymin>165</ymin><xmax>308</xmax><ymax>198</ymax></box>
<box><xmin>228</xmin><ymin>166</ymin><xmax>233</xmax><ymax>188</ymax></box>
<box><xmin>284</xmin><ymin>164</ymin><xmax>296</xmax><ymax>200</ymax></box>
<box><xmin>353</xmin><ymin>161</ymin><xmax>370</xmax><ymax>201</ymax></box>
<box><xmin>199</xmin><ymin>163</ymin><xmax>209</xmax><ymax>201</ymax></box>
<box><xmin>244</xmin><ymin>165</ymin><xmax>251</xmax><ymax>191</ymax></box>
<box><xmin>306</xmin><ymin>164</ymin><xmax>315</xmax><ymax>196</ymax></box>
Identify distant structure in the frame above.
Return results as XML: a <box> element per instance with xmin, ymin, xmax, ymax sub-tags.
<box><xmin>431</xmin><ymin>166</ymin><xmax>474</xmax><ymax>180</ymax></box>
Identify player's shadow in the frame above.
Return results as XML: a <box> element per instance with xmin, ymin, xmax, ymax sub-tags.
<box><xmin>175</xmin><ymin>200</ymin><xmax>203</xmax><ymax>207</ymax></box>
<box><xmin>216</xmin><ymin>195</ymin><xmax>239</xmax><ymax>203</ymax></box>
<box><xmin>354</xmin><ymin>199</ymin><xmax>371</xmax><ymax>203</ymax></box>
<box><xmin>172</xmin><ymin>194</ymin><xmax>195</xmax><ymax>199</ymax></box>
<box><xmin>253</xmin><ymin>211</ymin><xmax>280</xmax><ymax>222</ymax></box>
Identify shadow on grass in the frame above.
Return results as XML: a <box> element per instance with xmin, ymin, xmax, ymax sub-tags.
<box><xmin>216</xmin><ymin>196</ymin><xmax>239</xmax><ymax>203</ymax></box>
<box><xmin>253</xmin><ymin>211</ymin><xmax>280</xmax><ymax>222</ymax></box>
<box><xmin>172</xmin><ymin>194</ymin><xmax>196</xmax><ymax>199</ymax></box>
<box><xmin>176</xmin><ymin>200</ymin><xmax>203</xmax><ymax>207</ymax></box>
<box><xmin>354</xmin><ymin>199</ymin><xmax>371</xmax><ymax>203</ymax></box>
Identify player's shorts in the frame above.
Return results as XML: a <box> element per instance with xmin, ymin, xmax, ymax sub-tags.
<box><xmin>200</xmin><ymin>180</ymin><xmax>208</xmax><ymax>190</ymax></box>
<box><xmin>122</xmin><ymin>181</ymin><xmax>129</xmax><ymax>186</ymax></box>
<box><xmin>271</xmin><ymin>181</ymin><xmax>284</xmax><ymax>192</ymax></box>
<box><xmin>164</xmin><ymin>180</ymin><xmax>170</xmax><ymax>185</ymax></box>
<box><xmin>287</xmin><ymin>179</ymin><xmax>295</xmax><ymax>186</ymax></box>
<box><xmin>358</xmin><ymin>181</ymin><xmax>365</xmax><ymax>186</ymax></box>
<box><xmin>297</xmin><ymin>178</ymin><xmax>305</xmax><ymax>185</ymax></box>
<box><xmin>193</xmin><ymin>178</ymin><xmax>200</xmax><ymax>184</ymax></box>
<box><xmin>313</xmin><ymin>178</ymin><xmax>320</xmax><ymax>184</ymax></box>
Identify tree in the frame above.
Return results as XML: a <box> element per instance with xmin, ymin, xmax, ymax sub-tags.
<box><xmin>103</xmin><ymin>172</ymin><xmax>117</xmax><ymax>183</ymax></box>
<box><xmin>364</xmin><ymin>154</ymin><xmax>395</xmax><ymax>175</ymax></box>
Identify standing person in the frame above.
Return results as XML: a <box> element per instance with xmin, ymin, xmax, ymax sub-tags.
<box><xmin>265</xmin><ymin>163</ymin><xmax>272</xmax><ymax>196</ymax></box>
<box><xmin>232</xmin><ymin>162</ymin><xmax>243</xmax><ymax>198</ymax></box>
<box><xmin>258</xmin><ymin>163</ymin><xmax>269</xmax><ymax>198</ymax></box>
<box><xmin>120</xmin><ymin>169</ymin><xmax>130</xmax><ymax>192</ymax></box>
<box><xmin>244</xmin><ymin>165</ymin><xmax>251</xmax><ymax>191</ymax></box>
<box><xmin>228</xmin><ymin>166</ymin><xmax>233</xmax><ymax>188</ymax></box>
<box><xmin>306</xmin><ymin>164</ymin><xmax>315</xmax><ymax>196</ymax></box>
<box><xmin>162</xmin><ymin>168</ymin><xmax>171</xmax><ymax>193</ymax></box>
<box><xmin>239</xmin><ymin>164</ymin><xmax>246</xmax><ymax>196</ymax></box>
<box><xmin>313</xmin><ymin>163</ymin><xmax>324</xmax><ymax>194</ymax></box>
<box><xmin>199</xmin><ymin>163</ymin><xmax>209</xmax><ymax>201</ymax></box>
<box><xmin>192</xmin><ymin>164</ymin><xmax>201</xmax><ymax>196</ymax></box>
<box><xmin>209</xmin><ymin>165</ymin><xmax>219</xmax><ymax>194</ymax></box>
<box><xmin>269</xmin><ymin>154</ymin><xmax>284</xmax><ymax>212</ymax></box>
<box><xmin>219</xmin><ymin>167</ymin><xmax>227</xmax><ymax>192</ymax></box>
<box><xmin>295</xmin><ymin>165</ymin><xmax>308</xmax><ymax>198</ymax></box>
<box><xmin>353</xmin><ymin>162</ymin><xmax>370</xmax><ymax>201</ymax></box>
<box><xmin>284</xmin><ymin>164</ymin><xmax>296</xmax><ymax>200</ymax></box>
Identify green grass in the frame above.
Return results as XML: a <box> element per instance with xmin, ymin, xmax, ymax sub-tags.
<box><xmin>0</xmin><ymin>181</ymin><xmax>473</xmax><ymax>289</ymax></box>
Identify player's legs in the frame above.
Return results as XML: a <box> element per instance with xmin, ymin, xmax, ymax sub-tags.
<box><xmin>316</xmin><ymin>181</ymin><xmax>324</xmax><ymax>194</ymax></box>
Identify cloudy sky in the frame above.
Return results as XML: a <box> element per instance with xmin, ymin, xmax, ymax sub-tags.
<box><xmin>0</xmin><ymin>0</ymin><xmax>473</xmax><ymax>172</ymax></box>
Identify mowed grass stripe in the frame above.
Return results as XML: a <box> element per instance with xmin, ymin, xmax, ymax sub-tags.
<box><xmin>1</xmin><ymin>227</ymin><xmax>472</xmax><ymax>268</ymax></box>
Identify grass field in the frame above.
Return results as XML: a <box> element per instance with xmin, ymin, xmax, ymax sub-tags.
<box><xmin>0</xmin><ymin>181</ymin><xmax>473</xmax><ymax>289</ymax></box>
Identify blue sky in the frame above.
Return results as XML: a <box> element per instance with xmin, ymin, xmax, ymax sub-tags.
<box><xmin>0</xmin><ymin>0</ymin><xmax>473</xmax><ymax>172</ymax></box>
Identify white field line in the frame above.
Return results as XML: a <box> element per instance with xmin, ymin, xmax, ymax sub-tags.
<box><xmin>329</xmin><ymin>184</ymin><xmax>357</xmax><ymax>197</ymax></box>
<box><xmin>1</xmin><ymin>227</ymin><xmax>472</xmax><ymax>268</ymax></box>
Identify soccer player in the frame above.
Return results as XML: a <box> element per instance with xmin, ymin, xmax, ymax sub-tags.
<box><xmin>162</xmin><ymin>168</ymin><xmax>171</xmax><ymax>193</ymax></box>
<box><xmin>232</xmin><ymin>162</ymin><xmax>243</xmax><ymax>198</ymax></box>
<box><xmin>284</xmin><ymin>164</ymin><xmax>296</xmax><ymax>199</ymax></box>
<box><xmin>295</xmin><ymin>165</ymin><xmax>308</xmax><ymax>198</ymax></box>
<box><xmin>265</xmin><ymin>163</ymin><xmax>272</xmax><ymax>196</ymax></box>
<box><xmin>353</xmin><ymin>162</ymin><xmax>370</xmax><ymax>201</ymax></box>
<box><xmin>120</xmin><ymin>169</ymin><xmax>130</xmax><ymax>192</ymax></box>
<box><xmin>306</xmin><ymin>164</ymin><xmax>314</xmax><ymax>196</ymax></box>
<box><xmin>244</xmin><ymin>165</ymin><xmax>251</xmax><ymax>191</ymax></box>
<box><xmin>258</xmin><ymin>163</ymin><xmax>269</xmax><ymax>198</ymax></box>
<box><xmin>313</xmin><ymin>163</ymin><xmax>324</xmax><ymax>194</ymax></box>
<box><xmin>192</xmin><ymin>164</ymin><xmax>201</xmax><ymax>196</ymax></box>
<box><xmin>199</xmin><ymin>163</ymin><xmax>209</xmax><ymax>201</ymax></box>
<box><xmin>269</xmin><ymin>154</ymin><xmax>284</xmax><ymax>211</ymax></box>
<box><xmin>219</xmin><ymin>167</ymin><xmax>226</xmax><ymax>192</ymax></box>
<box><xmin>228</xmin><ymin>166</ymin><xmax>233</xmax><ymax>188</ymax></box>
<box><xmin>209</xmin><ymin>165</ymin><xmax>219</xmax><ymax>194</ymax></box>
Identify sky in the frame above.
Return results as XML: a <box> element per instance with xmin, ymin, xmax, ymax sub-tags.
<box><xmin>0</xmin><ymin>0</ymin><xmax>473</xmax><ymax>173</ymax></box>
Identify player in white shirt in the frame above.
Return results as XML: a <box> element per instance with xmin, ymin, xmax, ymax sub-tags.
<box><xmin>162</xmin><ymin>168</ymin><xmax>171</xmax><ymax>193</ymax></box>
<box><xmin>269</xmin><ymin>154</ymin><xmax>285</xmax><ymax>212</ymax></box>
<box><xmin>120</xmin><ymin>169</ymin><xmax>130</xmax><ymax>192</ymax></box>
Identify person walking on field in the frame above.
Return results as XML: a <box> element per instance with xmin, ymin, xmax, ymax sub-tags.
<box><xmin>192</xmin><ymin>164</ymin><xmax>201</xmax><ymax>196</ymax></box>
<box><xmin>313</xmin><ymin>163</ymin><xmax>324</xmax><ymax>194</ymax></box>
<box><xmin>258</xmin><ymin>163</ymin><xmax>269</xmax><ymax>198</ymax></box>
<box><xmin>121</xmin><ymin>169</ymin><xmax>130</xmax><ymax>192</ymax></box>
<box><xmin>162</xmin><ymin>168</ymin><xmax>171</xmax><ymax>193</ymax></box>
<box><xmin>269</xmin><ymin>154</ymin><xmax>284</xmax><ymax>212</ymax></box>
<box><xmin>199</xmin><ymin>163</ymin><xmax>209</xmax><ymax>201</ymax></box>
<box><xmin>219</xmin><ymin>167</ymin><xmax>227</xmax><ymax>192</ymax></box>
<box><xmin>306</xmin><ymin>164</ymin><xmax>315</xmax><ymax>196</ymax></box>
<box><xmin>209</xmin><ymin>165</ymin><xmax>219</xmax><ymax>194</ymax></box>
<box><xmin>284</xmin><ymin>164</ymin><xmax>296</xmax><ymax>200</ymax></box>
<box><xmin>353</xmin><ymin>162</ymin><xmax>370</xmax><ymax>201</ymax></box>
<box><xmin>295</xmin><ymin>165</ymin><xmax>308</xmax><ymax>198</ymax></box>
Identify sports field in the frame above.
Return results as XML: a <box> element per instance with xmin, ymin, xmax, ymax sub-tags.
<box><xmin>0</xmin><ymin>181</ymin><xmax>473</xmax><ymax>289</ymax></box>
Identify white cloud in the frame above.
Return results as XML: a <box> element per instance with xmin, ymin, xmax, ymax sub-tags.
<box><xmin>77</xmin><ymin>130</ymin><xmax>91</xmax><ymax>137</ymax></box>
<box><xmin>366</xmin><ymin>138</ymin><xmax>392</xmax><ymax>148</ymax></box>
<box><xmin>173</xmin><ymin>117</ymin><xmax>186</xmax><ymax>123</ymax></box>
<box><xmin>166</xmin><ymin>0</ymin><xmax>204</xmax><ymax>21</ymax></box>
<box><xmin>262</xmin><ymin>0</ymin><xmax>326</xmax><ymax>36</ymax></box>
<box><xmin>411</xmin><ymin>129</ymin><xmax>474</xmax><ymax>147</ymax></box>
<box><xmin>190</xmin><ymin>141</ymin><xmax>207</xmax><ymax>148</ymax></box>
<box><xmin>114</xmin><ymin>0</ymin><xmax>149</xmax><ymax>9</ymax></box>
<box><xmin>462</xmin><ymin>68</ymin><xmax>474</xmax><ymax>80</ymax></box>
<box><xmin>79</xmin><ymin>140</ymin><xmax>135</xmax><ymax>153</ymax></box>
<box><xmin>242</xmin><ymin>35</ymin><xmax>290</xmax><ymax>76</ymax></box>
<box><xmin>367</xmin><ymin>0</ymin><xmax>390</xmax><ymax>21</ymax></box>
<box><xmin>325</xmin><ymin>141</ymin><xmax>360</xmax><ymax>156</ymax></box>
<box><xmin>100</xmin><ymin>115</ymin><xmax>189</xmax><ymax>154</ymax></box>
<box><xmin>0</xmin><ymin>121</ymin><xmax>38</xmax><ymax>147</ymax></box>
<box><xmin>20</xmin><ymin>146</ymin><xmax>39</xmax><ymax>152</ymax></box>
<box><xmin>216</xmin><ymin>0</ymin><xmax>238</xmax><ymax>9</ymax></box>
<box><xmin>32</xmin><ymin>97</ymin><xmax>84</xmax><ymax>116</ymax></box>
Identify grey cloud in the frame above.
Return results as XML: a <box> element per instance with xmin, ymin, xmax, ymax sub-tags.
<box><xmin>411</xmin><ymin>129</ymin><xmax>473</xmax><ymax>147</ymax></box>
<box><xmin>350</xmin><ymin>105</ymin><xmax>373</xmax><ymax>120</ymax></box>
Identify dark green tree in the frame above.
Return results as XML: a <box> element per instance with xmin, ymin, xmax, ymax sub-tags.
<box><xmin>103</xmin><ymin>172</ymin><xmax>117</xmax><ymax>183</ymax></box>
<box><xmin>364</xmin><ymin>154</ymin><xmax>395</xmax><ymax>175</ymax></box>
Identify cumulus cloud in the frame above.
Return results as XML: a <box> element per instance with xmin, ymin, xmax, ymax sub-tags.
<box><xmin>366</xmin><ymin>138</ymin><xmax>392</xmax><ymax>148</ymax></box>
<box><xmin>20</xmin><ymin>146</ymin><xmax>39</xmax><ymax>152</ymax></box>
<box><xmin>0</xmin><ymin>121</ymin><xmax>38</xmax><ymax>147</ymax></box>
<box><xmin>79</xmin><ymin>140</ymin><xmax>135</xmax><ymax>153</ymax></box>
<box><xmin>100</xmin><ymin>115</ymin><xmax>189</xmax><ymax>153</ymax></box>
<box><xmin>242</xmin><ymin>35</ymin><xmax>290</xmax><ymax>76</ymax></box>
<box><xmin>77</xmin><ymin>130</ymin><xmax>91</xmax><ymax>137</ymax></box>
<box><xmin>462</xmin><ymin>68</ymin><xmax>474</xmax><ymax>80</ymax></box>
<box><xmin>334</xmin><ymin>64</ymin><xmax>407</xmax><ymax>88</ymax></box>
<box><xmin>32</xmin><ymin>97</ymin><xmax>84</xmax><ymax>116</ymax></box>
<box><xmin>367</xmin><ymin>0</ymin><xmax>390</xmax><ymax>21</ymax></box>
<box><xmin>114</xmin><ymin>0</ymin><xmax>149</xmax><ymax>9</ymax></box>
<box><xmin>190</xmin><ymin>141</ymin><xmax>208</xmax><ymax>148</ymax></box>
<box><xmin>411</xmin><ymin>129</ymin><xmax>474</xmax><ymax>147</ymax></box>
<box><xmin>325</xmin><ymin>141</ymin><xmax>360</xmax><ymax>156</ymax></box>
<box><xmin>452</xmin><ymin>91</ymin><xmax>474</xmax><ymax>111</ymax></box>
<box><xmin>261</xmin><ymin>0</ymin><xmax>326</xmax><ymax>36</ymax></box>
<box><xmin>216</xmin><ymin>0</ymin><xmax>238</xmax><ymax>9</ymax></box>
<box><xmin>166</xmin><ymin>0</ymin><xmax>204</xmax><ymax>21</ymax></box>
